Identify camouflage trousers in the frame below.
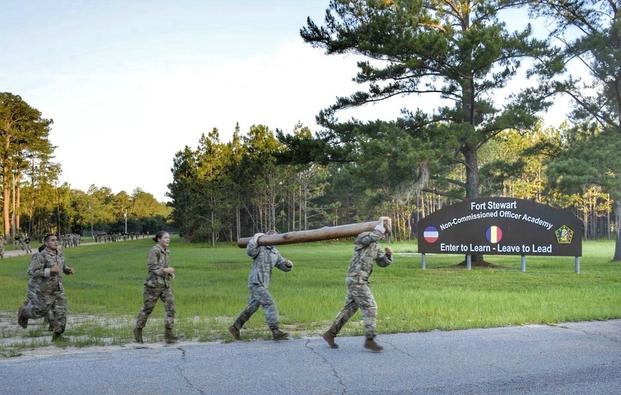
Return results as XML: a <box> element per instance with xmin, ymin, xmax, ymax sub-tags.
<box><xmin>21</xmin><ymin>287</ymin><xmax>67</xmax><ymax>334</ymax></box>
<box><xmin>327</xmin><ymin>279</ymin><xmax>377</xmax><ymax>339</ymax></box>
<box><xmin>232</xmin><ymin>285</ymin><xmax>280</xmax><ymax>331</ymax></box>
<box><xmin>135</xmin><ymin>286</ymin><xmax>175</xmax><ymax>329</ymax></box>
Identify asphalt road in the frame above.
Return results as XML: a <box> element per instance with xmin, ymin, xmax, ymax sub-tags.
<box><xmin>1</xmin><ymin>320</ymin><xmax>619</xmax><ymax>394</ymax></box>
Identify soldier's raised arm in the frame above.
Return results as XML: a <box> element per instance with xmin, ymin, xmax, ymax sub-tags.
<box><xmin>356</xmin><ymin>217</ymin><xmax>391</xmax><ymax>247</ymax></box>
<box><xmin>27</xmin><ymin>253</ymin><xmax>49</xmax><ymax>278</ymax></box>
<box><xmin>375</xmin><ymin>246</ymin><xmax>392</xmax><ymax>267</ymax></box>
<box><xmin>356</xmin><ymin>230</ymin><xmax>383</xmax><ymax>248</ymax></box>
<box><xmin>246</xmin><ymin>233</ymin><xmax>264</xmax><ymax>258</ymax></box>
<box><xmin>274</xmin><ymin>250</ymin><xmax>293</xmax><ymax>272</ymax></box>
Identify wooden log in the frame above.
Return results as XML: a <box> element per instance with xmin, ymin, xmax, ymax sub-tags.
<box><xmin>237</xmin><ymin>220</ymin><xmax>384</xmax><ymax>248</ymax></box>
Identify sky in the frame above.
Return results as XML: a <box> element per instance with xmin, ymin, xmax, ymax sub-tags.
<box><xmin>1</xmin><ymin>1</ymin><xmax>574</xmax><ymax>201</ymax></box>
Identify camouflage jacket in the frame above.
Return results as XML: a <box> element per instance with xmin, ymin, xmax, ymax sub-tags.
<box><xmin>145</xmin><ymin>244</ymin><xmax>173</xmax><ymax>288</ymax></box>
<box><xmin>27</xmin><ymin>247</ymin><xmax>70</xmax><ymax>291</ymax></box>
<box><xmin>346</xmin><ymin>230</ymin><xmax>392</xmax><ymax>283</ymax></box>
<box><xmin>246</xmin><ymin>236</ymin><xmax>291</xmax><ymax>288</ymax></box>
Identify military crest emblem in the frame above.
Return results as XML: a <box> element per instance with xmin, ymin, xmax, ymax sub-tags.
<box><xmin>555</xmin><ymin>225</ymin><xmax>574</xmax><ymax>244</ymax></box>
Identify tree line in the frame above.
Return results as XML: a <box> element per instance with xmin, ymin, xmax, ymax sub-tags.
<box><xmin>168</xmin><ymin>121</ymin><xmax>616</xmax><ymax>242</ymax></box>
<box><xmin>1</xmin><ymin>92</ymin><xmax>171</xmax><ymax>240</ymax></box>
<box><xmin>169</xmin><ymin>1</ymin><xmax>621</xmax><ymax>262</ymax></box>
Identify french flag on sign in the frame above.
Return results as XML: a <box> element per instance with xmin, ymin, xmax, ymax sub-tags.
<box><xmin>486</xmin><ymin>226</ymin><xmax>503</xmax><ymax>243</ymax></box>
<box><xmin>423</xmin><ymin>226</ymin><xmax>439</xmax><ymax>243</ymax></box>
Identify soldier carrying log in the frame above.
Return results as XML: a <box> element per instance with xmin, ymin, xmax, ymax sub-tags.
<box><xmin>235</xmin><ymin>217</ymin><xmax>393</xmax><ymax>350</ymax></box>
<box><xmin>322</xmin><ymin>216</ymin><xmax>393</xmax><ymax>352</ymax></box>
<box><xmin>229</xmin><ymin>230</ymin><xmax>293</xmax><ymax>341</ymax></box>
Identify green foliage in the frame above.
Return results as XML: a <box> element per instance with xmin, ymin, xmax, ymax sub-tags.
<box><xmin>530</xmin><ymin>0</ymin><xmax>621</xmax><ymax>259</ymax></box>
<box><xmin>0</xmin><ymin>92</ymin><xmax>57</xmax><ymax>237</ymax></box>
<box><xmin>20</xmin><ymin>183</ymin><xmax>171</xmax><ymax>237</ymax></box>
<box><xmin>296</xmin><ymin>0</ymin><xmax>551</xmax><ymax>202</ymax></box>
<box><xmin>170</xmin><ymin>123</ymin><xmax>339</xmax><ymax>242</ymax></box>
<box><xmin>531</xmin><ymin>0</ymin><xmax>621</xmax><ymax>130</ymax></box>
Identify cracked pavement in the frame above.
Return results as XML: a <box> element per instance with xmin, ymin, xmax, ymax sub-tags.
<box><xmin>1</xmin><ymin>320</ymin><xmax>620</xmax><ymax>394</ymax></box>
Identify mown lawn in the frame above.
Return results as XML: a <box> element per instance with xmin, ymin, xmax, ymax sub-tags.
<box><xmin>0</xmin><ymin>237</ymin><xmax>619</xmax><ymax>354</ymax></box>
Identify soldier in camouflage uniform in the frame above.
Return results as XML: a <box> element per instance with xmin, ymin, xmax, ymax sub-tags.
<box><xmin>229</xmin><ymin>232</ymin><xmax>293</xmax><ymax>341</ymax></box>
<box><xmin>133</xmin><ymin>231</ymin><xmax>178</xmax><ymax>344</ymax></box>
<box><xmin>24</xmin><ymin>234</ymin><xmax>32</xmax><ymax>254</ymax></box>
<box><xmin>17</xmin><ymin>234</ymin><xmax>75</xmax><ymax>342</ymax></box>
<box><xmin>322</xmin><ymin>217</ymin><xmax>393</xmax><ymax>352</ymax></box>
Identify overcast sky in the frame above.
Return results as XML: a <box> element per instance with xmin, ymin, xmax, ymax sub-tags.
<box><xmin>1</xmin><ymin>1</ymin><xmax>573</xmax><ymax>201</ymax></box>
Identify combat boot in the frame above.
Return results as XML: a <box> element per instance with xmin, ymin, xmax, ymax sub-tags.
<box><xmin>322</xmin><ymin>331</ymin><xmax>338</xmax><ymax>349</ymax></box>
<box><xmin>52</xmin><ymin>332</ymin><xmax>67</xmax><ymax>343</ymax></box>
<box><xmin>165</xmin><ymin>327</ymin><xmax>178</xmax><ymax>344</ymax></box>
<box><xmin>271</xmin><ymin>328</ymin><xmax>289</xmax><ymax>341</ymax></box>
<box><xmin>228</xmin><ymin>325</ymin><xmax>241</xmax><ymax>341</ymax></box>
<box><xmin>133</xmin><ymin>327</ymin><xmax>143</xmax><ymax>343</ymax></box>
<box><xmin>364</xmin><ymin>337</ymin><xmax>383</xmax><ymax>352</ymax></box>
<box><xmin>17</xmin><ymin>307</ymin><xmax>28</xmax><ymax>329</ymax></box>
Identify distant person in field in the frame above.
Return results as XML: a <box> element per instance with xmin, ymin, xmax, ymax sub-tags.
<box><xmin>24</xmin><ymin>234</ymin><xmax>32</xmax><ymax>254</ymax></box>
<box><xmin>229</xmin><ymin>231</ymin><xmax>293</xmax><ymax>341</ymax></box>
<box><xmin>17</xmin><ymin>233</ymin><xmax>75</xmax><ymax>342</ymax></box>
<box><xmin>322</xmin><ymin>217</ymin><xmax>393</xmax><ymax>352</ymax></box>
<box><xmin>134</xmin><ymin>231</ymin><xmax>178</xmax><ymax>344</ymax></box>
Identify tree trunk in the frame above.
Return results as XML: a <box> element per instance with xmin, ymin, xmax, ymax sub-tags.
<box><xmin>463</xmin><ymin>147</ymin><xmax>484</xmax><ymax>263</ymax></box>
<box><xmin>10</xmin><ymin>172</ymin><xmax>16</xmax><ymax>239</ymax></box>
<box><xmin>463</xmin><ymin>147</ymin><xmax>479</xmax><ymax>200</ymax></box>
<box><xmin>3</xmin><ymin>171</ymin><xmax>11</xmax><ymax>237</ymax></box>
<box><xmin>291</xmin><ymin>189</ymin><xmax>296</xmax><ymax>231</ymax></box>
<box><xmin>15</xmin><ymin>172</ymin><xmax>21</xmax><ymax>234</ymax></box>
<box><xmin>211</xmin><ymin>210</ymin><xmax>215</xmax><ymax>247</ymax></box>
<box><xmin>607</xmin><ymin>194</ymin><xmax>611</xmax><ymax>240</ymax></box>
<box><xmin>614</xmin><ymin>201</ymin><xmax>621</xmax><ymax>261</ymax></box>
<box><xmin>271</xmin><ymin>193</ymin><xmax>276</xmax><ymax>232</ymax></box>
<box><xmin>236</xmin><ymin>204</ymin><xmax>241</xmax><ymax>241</ymax></box>
<box><xmin>583</xmin><ymin>208</ymin><xmax>589</xmax><ymax>240</ymax></box>
<box><xmin>304</xmin><ymin>184</ymin><xmax>308</xmax><ymax>230</ymax></box>
<box><xmin>238</xmin><ymin>220</ymin><xmax>383</xmax><ymax>248</ymax></box>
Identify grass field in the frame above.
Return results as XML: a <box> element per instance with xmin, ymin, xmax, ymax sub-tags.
<box><xmin>0</xmin><ymin>237</ymin><xmax>620</xmax><ymax>356</ymax></box>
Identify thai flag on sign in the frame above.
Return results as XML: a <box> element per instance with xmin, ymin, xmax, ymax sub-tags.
<box><xmin>423</xmin><ymin>226</ymin><xmax>439</xmax><ymax>243</ymax></box>
<box><xmin>486</xmin><ymin>226</ymin><xmax>503</xmax><ymax>243</ymax></box>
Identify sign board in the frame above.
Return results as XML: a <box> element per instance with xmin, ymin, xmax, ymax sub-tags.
<box><xmin>417</xmin><ymin>198</ymin><xmax>582</xmax><ymax>256</ymax></box>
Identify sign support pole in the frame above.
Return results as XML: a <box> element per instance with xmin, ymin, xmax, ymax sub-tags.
<box><xmin>421</xmin><ymin>253</ymin><xmax>426</xmax><ymax>270</ymax></box>
<box><xmin>575</xmin><ymin>256</ymin><xmax>580</xmax><ymax>274</ymax></box>
<box><xmin>521</xmin><ymin>255</ymin><xmax>526</xmax><ymax>272</ymax></box>
<box><xmin>466</xmin><ymin>255</ymin><xmax>471</xmax><ymax>270</ymax></box>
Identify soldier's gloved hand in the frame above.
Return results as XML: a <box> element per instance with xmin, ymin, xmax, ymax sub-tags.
<box><xmin>284</xmin><ymin>259</ymin><xmax>293</xmax><ymax>269</ymax></box>
<box><xmin>379</xmin><ymin>216</ymin><xmax>392</xmax><ymax>235</ymax></box>
<box><xmin>385</xmin><ymin>247</ymin><xmax>393</xmax><ymax>256</ymax></box>
<box><xmin>163</xmin><ymin>267</ymin><xmax>176</xmax><ymax>274</ymax></box>
<box><xmin>374</xmin><ymin>218</ymin><xmax>387</xmax><ymax>234</ymax></box>
<box><xmin>50</xmin><ymin>265</ymin><xmax>61</xmax><ymax>274</ymax></box>
<box><xmin>66</xmin><ymin>266</ymin><xmax>75</xmax><ymax>275</ymax></box>
<box><xmin>252</xmin><ymin>233</ymin><xmax>265</xmax><ymax>243</ymax></box>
